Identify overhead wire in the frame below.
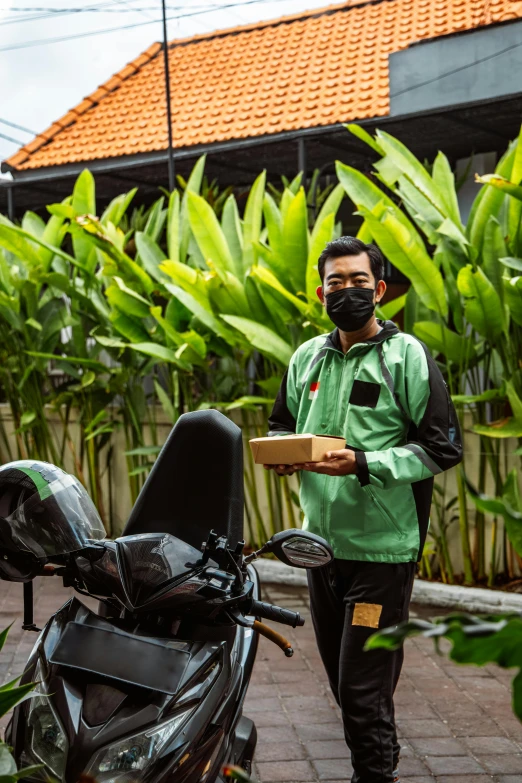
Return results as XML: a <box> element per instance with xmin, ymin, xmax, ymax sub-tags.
<box><xmin>0</xmin><ymin>131</ymin><xmax>25</xmax><ymax>144</ymax></box>
<box><xmin>0</xmin><ymin>0</ymin><xmax>216</xmax><ymax>25</ymax></box>
<box><xmin>0</xmin><ymin>117</ymin><xmax>36</xmax><ymax>134</ymax></box>
<box><xmin>0</xmin><ymin>0</ymin><xmax>134</xmax><ymax>25</ymax></box>
<box><xmin>0</xmin><ymin>0</ymin><xmax>294</xmax><ymax>51</ymax></box>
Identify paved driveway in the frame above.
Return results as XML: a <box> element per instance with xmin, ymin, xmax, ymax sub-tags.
<box><xmin>1</xmin><ymin>579</ymin><xmax>522</xmax><ymax>782</ymax></box>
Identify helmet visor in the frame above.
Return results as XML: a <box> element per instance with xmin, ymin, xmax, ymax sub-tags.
<box><xmin>5</xmin><ymin>473</ymin><xmax>106</xmax><ymax>559</ymax></box>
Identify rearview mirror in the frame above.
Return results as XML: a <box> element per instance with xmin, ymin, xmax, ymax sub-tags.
<box><xmin>265</xmin><ymin>529</ymin><xmax>333</xmax><ymax>569</ymax></box>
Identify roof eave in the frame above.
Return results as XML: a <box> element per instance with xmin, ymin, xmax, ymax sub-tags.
<box><xmin>3</xmin><ymin>120</ymin><xmax>359</xmax><ymax>182</ymax></box>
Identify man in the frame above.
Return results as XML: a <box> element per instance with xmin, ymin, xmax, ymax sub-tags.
<box><xmin>265</xmin><ymin>236</ymin><xmax>462</xmax><ymax>783</ymax></box>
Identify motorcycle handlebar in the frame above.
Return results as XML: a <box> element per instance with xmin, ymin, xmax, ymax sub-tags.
<box><xmin>251</xmin><ymin>599</ymin><xmax>305</xmax><ymax>628</ymax></box>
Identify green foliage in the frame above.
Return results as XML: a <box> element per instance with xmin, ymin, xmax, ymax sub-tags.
<box><xmin>337</xmin><ymin>124</ymin><xmax>522</xmax><ymax>586</ymax></box>
<box><xmin>2</xmin><ymin>125</ymin><xmax>522</xmax><ymax>572</ymax></box>
<box><xmin>0</xmin><ymin>626</ymin><xmax>42</xmax><ymax>782</ymax></box>
<box><xmin>366</xmin><ymin>613</ymin><xmax>522</xmax><ymax>722</ymax></box>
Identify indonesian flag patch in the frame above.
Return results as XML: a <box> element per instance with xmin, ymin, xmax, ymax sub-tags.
<box><xmin>309</xmin><ymin>381</ymin><xmax>320</xmax><ymax>401</ymax></box>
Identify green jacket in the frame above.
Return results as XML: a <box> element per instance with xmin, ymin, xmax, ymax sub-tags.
<box><xmin>268</xmin><ymin>321</ymin><xmax>462</xmax><ymax>563</ymax></box>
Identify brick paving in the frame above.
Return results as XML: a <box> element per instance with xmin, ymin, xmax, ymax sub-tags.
<box><xmin>1</xmin><ymin>579</ymin><xmax>522</xmax><ymax>782</ymax></box>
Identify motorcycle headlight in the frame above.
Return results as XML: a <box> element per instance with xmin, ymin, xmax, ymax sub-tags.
<box><xmin>85</xmin><ymin>709</ymin><xmax>193</xmax><ymax>783</ymax></box>
<box><xmin>26</xmin><ymin>661</ymin><xmax>68</xmax><ymax>781</ymax></box>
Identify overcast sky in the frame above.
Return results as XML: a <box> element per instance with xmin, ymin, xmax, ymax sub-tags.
<box><xmin>0</xmin><ymin>0</ymin><xmax>331</xmax><ymax>178</ymax></box>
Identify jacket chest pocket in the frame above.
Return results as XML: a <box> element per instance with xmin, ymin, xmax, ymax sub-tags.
<box><xmin>349</xmin><ymin>380</ymin><xmax>381</xmax><ymax>409</ymax></box>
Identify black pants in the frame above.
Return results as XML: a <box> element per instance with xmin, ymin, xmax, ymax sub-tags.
<box><xmin>307</xmin><ymin>559</ymin><xmax>416</xmax><ymax>783</ymax></box>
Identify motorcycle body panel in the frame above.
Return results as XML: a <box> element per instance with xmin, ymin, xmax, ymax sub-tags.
<box><xmin>9</xmin><ymin>563</ymin><xmax>259</xmax><ymax>782</ymax></box>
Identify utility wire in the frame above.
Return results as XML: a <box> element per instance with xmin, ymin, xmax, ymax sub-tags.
<box><xmin>0</xmin><ymin>0</ymin><xmax>292</xmax><ymax>51</ymax></box>
<box><xmin>0</xmin><ymin>117</ymin><xmax>36</xmax><ymax>134</ymax></box>
<box><xmin>0</xmin><ymin>131</ymin><xmax>24</xmax><ymax>144</ymax></box>
<box><xmin>0</xmin><ymin>1</ymin><xmax>207</xmax><ymax>25</ymax></box>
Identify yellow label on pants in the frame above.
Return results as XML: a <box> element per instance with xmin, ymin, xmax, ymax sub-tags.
<box><xmin>352</xmin><ymin>603</ymin><xmax>383</xmax><ymax>629</ymax></box>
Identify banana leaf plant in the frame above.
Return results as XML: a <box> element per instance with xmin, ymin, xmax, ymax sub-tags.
<box><xmin>366</xmin><ymin>612</ymin><xmax>522</xmax><ymax>722</ymax></box>
<box><xmin>336</xmin><ymin>123</ymin><xmax>522</xmax><ymax>587</ymax></box>
<box><xmin>0</xmin><ymin>625</ymin><xmax>42</xmax><ymax>782</ymax></box>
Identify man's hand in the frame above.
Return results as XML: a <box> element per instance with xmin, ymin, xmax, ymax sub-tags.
<box><xmin>263</xmin><ymin>464</ymin><xmax>296</xmax><ymax>476</ymax></box>
<box><xmin>294</xmin><ymin>449</ymin><xmax>358</xmax><ymax>476</ymax></box>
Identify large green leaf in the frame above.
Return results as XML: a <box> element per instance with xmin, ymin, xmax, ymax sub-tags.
<box><xmin>143</xmin><ymin>197</ymin><xmax>166</xmax><ymax>244</ymax></box>
<box><xmin>396</xmin><ymin>176</ymin><xmax>445</xmax><ymax>247</ymax></box>
<box><xmin>208</xmin><ymin>271</ymin><xmax>250</xmax><ymax>317</ymax></box>
<box><xmin>135</xmin><ymin>232</ymin><xmax>169</xmax><ymax>286</ymax></box>
<box><xmin>473</xmin><ymin>419</ymin><xmax>522</xmax><ymax>438</ymax></box>
<box><xmin>129</xmin><ymin>342</ymin><xmax>191</xmax><ymax>369</ymax></box>
<box><xmin>166</xmin><ymin>189</ymin><xmax>180</xmax><ymax>264</ymax></box>
<box><xmin>375</xmin><ymin>130</ymin><xmax>447</xmax><ymax>216</ymax></box>
<box><xmin>0</xmin><ymin>625</ymin><xmax>11</xmax><ymax>654</ymax></box>
<box><xmin>452</xmin><ymin>388</ymin><xmax>504</xmax><ymax>404</ymax></box>
<box><xmin>500</xmin><ymin>257</ymin><xmax>522</xmax><ymax>272</ymax></box>
<box><xmin>335</xmin><ymin>163</ymin><xmax>432</xmax><ymax>264</ymax></box>
<box><xmin>0</xmin><ymin>742</ymin><xmax>16</xmax><ymax>776</ymax></box>
<box><xmin>187</xmin><ymin>192</ymin><xmax>235</xmax><ymax>276</ymax></box>
<box><xmin>307</xmin><ymin>212</ymin><xmax>335</xmax><ymax>300</ymax></box>
<box><xmin>508</xmin><ymin>125</ymin><xmax>522</xmax><ymax>256</ymax></box>
<box><xmin>282</xmin><ymin>188</ymin><xmax>309</xmax><ymax>294</ymax></box>
<box><xmin>467</xmin><ymin>472</ymin><xmax>522</xmax><ymax>558</ymax></box>
<box><xmin>101</xmin><ymin>188</ymin><xmax>136</xmax><ymax>228</ymax></box>
<box><xmin>154</xmin><ymin>379</ymin><xmax>176</xmax><ymax>423</ymax></box>
<box><xmin>457</xmin><ymin>264</ymin><xmax>506</xmax><ymax>340</ymax></box>
<box><xmin>436</xmin><ymin>246</ymin><xmax>465</xmax><ymax>332</ymax></box>
<box><xmin>0</xmin><ymin>222</ymin><xmax>44</xmax><ymax>266</ymax></box>
<box><xmin>366</xmin><ymin>611</ymin><xmax>522</xmax><ymax>721</ymax></box>
<box><xmin>222</xmin><ymin>315</ymin><xmax>293</xmax><ymax>365</ymax></box>
<box><xmin>244</xmin><ymin>273</ymin><xmax>286</xmax><ymax>338</ymax></box>
<box><xmin>468</xmin><ymin>141</ymin><xmax>516</xmax><ymax>251</ymax></box>
<box><xmin>482</xmin><ymin>216</ymin><xmax>507</xmax><ymax>302</ymax></box>
<box><xmin>242</xmin><ymin>170</ymin><xmax>266</xmax><ymax>274</ymax></box>
<box><xmin>313</xmin><ymin>183</ymin><xmax>345</xmax><ymax>227</ymax></box>
<box><xmin>77</xmin><ymin>218</ymin><xmax>154</xmax><ymax>293</ymax></box>
<box><xmin>165</xmin><ymin>283</ymin><xmax>238</xmax><ymax>343</ymax></box>
<box><xmin>432</xmin><ymin>151</ymin><xmax>462</xmax><ymax>228</ymax></box>
<box><xmin>22</xmin><ymin>211</ymin><xmax>45</xmax><ymax>240</ymax></box>
<box><xmin>476</xmin><ymin>173</ymin><xmax>522</xmax><ymax>202</ymax></box>
<box><xmin>261</xmin><ymin>194</ymin><xmax>293</xmax><ymax>290</ymax></box>
<box><xmin>25</xmin><ymin>351</ymin><xmax>108</xmax><ymax>372</ymax></box>
<box><xmin>109</xmin><ymin>310</ymin><xmax>150</xmax><ymax>343</ymax></box>
<box><xmin>502</xmin><ymin>469</ymin><xmax>522</xmax><ymax>558</ymax></box>
<box><xmin>95</xmin><ymin>335</ymin><xmax>190</xmax><ymax>369</ymax></box>
<box><xmin>0</xmin><ymin>681</ymin><xmax>36</xmax><ymax>718</ymax></box>
<box><xmin>106</xmin><ymin>276</ymin><xmax>151</xmax><ymax>319</ymax></box>
<box><xmin>72</xmin><ymin>169</ymin><xmax>97</xmax><ymax>273</ymax></box>
<box><xmin>359</xmin><ymin>205</ymin><xmax>447</xmax><ymax>316</ymax></box>
<box><xmin>376</xmin><ymin>294</ymin><xmax>406</xmax><ymax>321</ymax></box>
<box><xmin>221</xmin><ymin>195</ymin><xmax>243</xmax><ymax>279</ymax></box>
<box><xmin>180</xmin><ymin>155</ymin><xmax>206</xmax><ymax>262</ymax></box>
<box><xmin>504</xmin><ymin>276</ymin><xmax>522</xmax><ymax>326</ymax></box>
<box><xmin>252</xmin><ymin>265</ymin><xmax>308</xmax><ymax>315</ymax></box>
<box><xmin>336</xmin><ymin>163</ymin><xmax>395</xmax><ymax>213</ymax></box>
<box><xmin>506</xmin><ymin>379</ymin><xmax>522</xmax><ymax>421</ymax></box>
<box><xmin>346</xmin><ymin>123</ymin><xmax>384</xmax><ymax>155</ymax></box>
<box><xmin>413</xmin><ymin>321</ymin><xmax>476</xmax><ymax>365</ymax></box>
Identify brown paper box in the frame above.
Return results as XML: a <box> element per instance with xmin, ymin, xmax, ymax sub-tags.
<box><xmin>249</xmin><ymin>433</ymin><xmax>346</xmax><ymax>465</ymax></box>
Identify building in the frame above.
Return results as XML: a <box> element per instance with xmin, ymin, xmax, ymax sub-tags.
<box><xmin>2</xmin><ymin>0</ymin><xmax>522</xmax><ymax>218</ymax></box>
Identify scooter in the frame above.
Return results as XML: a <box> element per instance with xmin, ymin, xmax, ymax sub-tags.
<box><xmin>2</xmin><ymin>410</ymin><xmax>333</xmax><ymax>782</ymax></box>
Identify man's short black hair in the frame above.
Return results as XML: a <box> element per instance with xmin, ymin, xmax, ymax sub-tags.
<box><xmin>318</xmin><ymin>236</ymin><xmax>385</xmax><ymax>284</ymax></box>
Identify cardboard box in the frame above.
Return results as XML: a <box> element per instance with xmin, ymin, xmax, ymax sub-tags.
<box><xmin>249</xmin><ymin>434</ymin><xmax>346</xmax><ymax>465</ymax></box>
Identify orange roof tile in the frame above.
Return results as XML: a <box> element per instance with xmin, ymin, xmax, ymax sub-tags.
<box><xmin>5</xmin><ymin>0</ymin><xmax>522</xmax><ymax>171</ymax></box>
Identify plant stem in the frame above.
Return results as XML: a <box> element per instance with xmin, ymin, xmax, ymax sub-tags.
<box><xmin>456</xmin><ymin>466</ymin><xmax>474</xmax><ymax>585</ymax></box>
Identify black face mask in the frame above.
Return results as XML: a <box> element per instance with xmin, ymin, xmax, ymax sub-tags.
<box><xmin>325</xmin><ymin>287</ymin><xmax>375</xmax><ymax>332</ymax></box>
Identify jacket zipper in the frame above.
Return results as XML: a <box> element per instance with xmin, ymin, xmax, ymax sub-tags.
<box><xmin>365</xmin><ymin>485</ymin><xmax>405</xmax><ymax>539</ymax></box>
<box><xmin>320</xmin><ymin>353</ymin><xmax>354</xmax><ymax>540</ymax></box>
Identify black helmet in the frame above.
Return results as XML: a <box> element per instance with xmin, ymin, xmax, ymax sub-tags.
<box><xmin>0</xmin><ymin>460</ymin><xmax>106</xmax><ymax>582</ymax></box>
